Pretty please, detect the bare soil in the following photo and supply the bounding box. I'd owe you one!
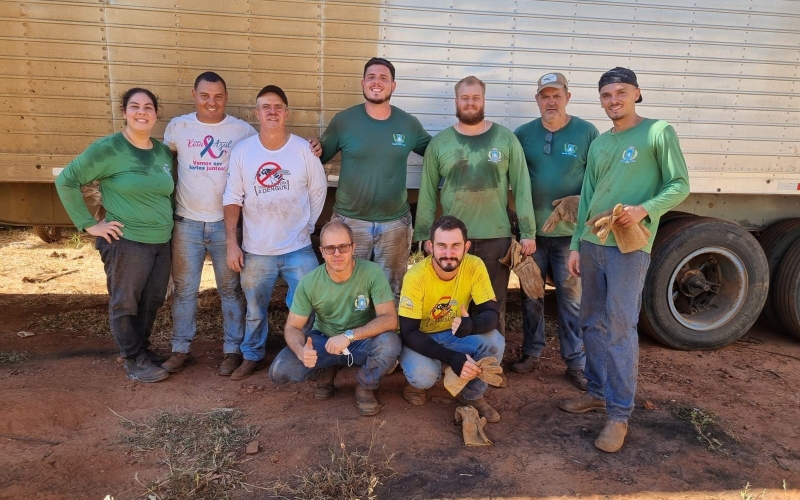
[1,227,799,500]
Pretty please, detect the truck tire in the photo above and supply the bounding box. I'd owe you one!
[773,238,800,340]
[33,226,64,243]
[757,218,800,328]
[640,217,769,350]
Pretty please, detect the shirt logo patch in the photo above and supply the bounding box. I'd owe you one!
[562,143,577,157]
[354,295,370,311]
[163,163,172,176]
[430,296,454,322]
[621,146,638,164]
[254,162,290,195]
[488,148,502,163]
[399,296,414,309]
[392,133,406,146]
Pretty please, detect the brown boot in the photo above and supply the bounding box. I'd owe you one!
[218,353,243,376]
[457,395,500,423]
[510,354,540,373]
[402,381,426,406]
[564,368,588,391]
[314,367,337,400]
[559,393,606,414]
[355,386,380,416]
[230,359,266,381]
[595,420,628,453]
[161,352,194,373]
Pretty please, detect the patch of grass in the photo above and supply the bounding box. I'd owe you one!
[272,421,395,500]
[116,408,260,500]
[407,250,426,266]
[0,351,31,364]
[673,405,725,453]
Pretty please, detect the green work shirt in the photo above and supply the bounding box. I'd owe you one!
[571,118,691,254]
[55,133,175,244]
[290,258,396,337]
[320,104,431,222]
[414,124,536,241]
[514,116,599,237]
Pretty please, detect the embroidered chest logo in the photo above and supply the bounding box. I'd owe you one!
[562,143,577,157]
[392,133,406,146]
[354,295,370,311]
[254,161,290,195]
[162,163,172,176]
[621,146,638,164]
[487,148,502,163]
[399,296,414,309]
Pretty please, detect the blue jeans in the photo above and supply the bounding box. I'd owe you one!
[521,236,584,369]
[331,212,412,298]
[269,330,402,390]
[579,242,650,422]
[171,217,245,354]
[399,330,505,400]
[96,237,172,359]
[240,246,319,361]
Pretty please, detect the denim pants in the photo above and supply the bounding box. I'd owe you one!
[96,237,172,359]
[239,246,319,361]
[269,330,402,390]
[399,329,505,400]
[521,236,584,369]
[170,217,245,354]
[579,242,650,422]
[330,212,412,298]
[469,237,512,336]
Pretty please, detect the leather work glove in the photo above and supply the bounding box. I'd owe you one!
[541,195,580,233]
[499,239,545,299]
[444,357,504,396]
[454,405,492,446]
[586,204,651,253]
[586,207,615,243]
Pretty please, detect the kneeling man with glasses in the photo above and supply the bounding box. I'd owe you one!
[269,221,401,416]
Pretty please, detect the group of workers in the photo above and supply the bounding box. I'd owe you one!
[55,58,690,453]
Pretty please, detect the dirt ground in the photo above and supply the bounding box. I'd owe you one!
[1,227,799,500]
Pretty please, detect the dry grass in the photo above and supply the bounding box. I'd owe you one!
[0,351,31,364]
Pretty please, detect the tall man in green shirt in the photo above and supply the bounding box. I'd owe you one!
[415,76,537,337]
[559,67,690,453]
[511,72,599,390]
[320,57,432,297]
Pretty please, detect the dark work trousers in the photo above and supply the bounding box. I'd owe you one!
[468,237,512,338]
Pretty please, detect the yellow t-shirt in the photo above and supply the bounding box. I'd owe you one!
[398,254,496,334]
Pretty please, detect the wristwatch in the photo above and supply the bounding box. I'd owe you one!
[343,329,355,342]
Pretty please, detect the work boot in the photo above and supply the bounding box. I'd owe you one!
[565,367,588,391]
[559,393,606,414]
[457,395,500,423]
[218,353,243,376]
[314,366,338,400]
[510,354,540,373]
[145,349,169,365]
[230,359,266,381]
[355,386,380,416]
[161,352,194,373]
[595,420,628,453]
[402,381,426,406]
[124,352,169,383]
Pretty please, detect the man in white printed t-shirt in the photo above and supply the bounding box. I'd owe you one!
[223,84,327,380]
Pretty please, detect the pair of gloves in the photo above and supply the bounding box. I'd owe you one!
[447,357,504,447]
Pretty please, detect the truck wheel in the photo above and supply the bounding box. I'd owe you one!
[773,238,800,339]
[33,226,64,243]
[757,218,800,328]
[640,217,769,350]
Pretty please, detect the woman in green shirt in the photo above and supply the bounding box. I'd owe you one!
[56,88,175,383]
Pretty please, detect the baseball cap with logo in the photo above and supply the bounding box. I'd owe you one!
[537,72,568,94]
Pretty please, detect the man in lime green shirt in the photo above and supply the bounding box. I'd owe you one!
[559,67,690,453]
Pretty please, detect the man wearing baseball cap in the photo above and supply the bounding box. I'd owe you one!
[222,85,328,380]
[511,72,598,390]
[560,67,689,452]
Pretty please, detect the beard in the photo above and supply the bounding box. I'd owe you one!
[456,106,485,125]
[434,255,462,272]
[363,89,392,105]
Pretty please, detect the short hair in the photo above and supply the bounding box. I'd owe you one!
[320,220,354,245]
[194,71,227,92]
[364,57,396,81]
[430,215,468,243]
[454,75,486,96]
[121,87,158,112]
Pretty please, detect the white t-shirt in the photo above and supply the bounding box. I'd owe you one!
[164,113,257,222]
[223,134,327,256]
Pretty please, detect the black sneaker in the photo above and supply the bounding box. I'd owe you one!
[124,352,170,383]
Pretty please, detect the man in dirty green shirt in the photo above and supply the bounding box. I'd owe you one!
[559,67,690,454]
[415,75,536,337]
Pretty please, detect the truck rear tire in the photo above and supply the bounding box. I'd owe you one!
[640,217,769,350]
[757,218,800,328]
[773,238,800,340]
[33,225,64,243]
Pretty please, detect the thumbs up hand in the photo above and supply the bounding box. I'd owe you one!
[302,336,317,368]
[451,305,470,335]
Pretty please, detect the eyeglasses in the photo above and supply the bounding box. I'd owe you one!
[543,132,553,155]
[321,243,353,255]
